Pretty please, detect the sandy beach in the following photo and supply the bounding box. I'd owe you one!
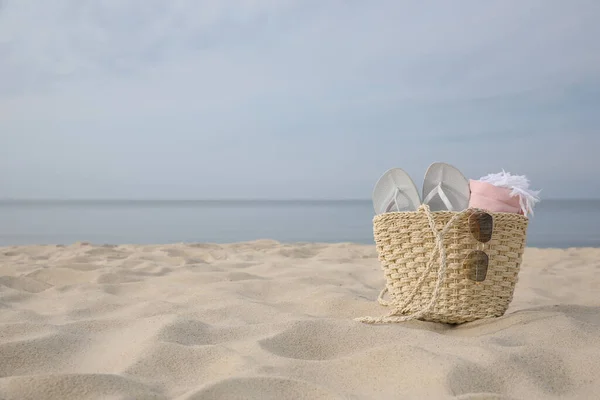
[1,241,599,399]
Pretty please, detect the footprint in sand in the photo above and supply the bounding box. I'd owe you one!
[0,276,53,293]
[0,374,165,400]
[446,360,506,397]
[258,320,389,361]
[180,377,342,400]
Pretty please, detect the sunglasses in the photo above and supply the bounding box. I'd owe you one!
[464,210,493,282]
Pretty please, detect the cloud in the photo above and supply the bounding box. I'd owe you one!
[1,0,599,198]
[3,1,599,99]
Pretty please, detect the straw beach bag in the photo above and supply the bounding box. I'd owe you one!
[357,204,529,324]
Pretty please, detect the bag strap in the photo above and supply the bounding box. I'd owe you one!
[356,206,469,324]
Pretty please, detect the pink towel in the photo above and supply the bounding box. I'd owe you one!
[468,180,523,214]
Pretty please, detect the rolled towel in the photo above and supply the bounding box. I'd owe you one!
[468,170,541,217]
[469,180,523,214]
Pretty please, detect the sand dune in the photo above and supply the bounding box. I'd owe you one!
[1,241,599,399]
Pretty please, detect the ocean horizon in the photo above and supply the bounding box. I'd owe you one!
[2,198,599,248]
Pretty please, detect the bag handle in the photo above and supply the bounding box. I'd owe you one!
[356,205,471,324]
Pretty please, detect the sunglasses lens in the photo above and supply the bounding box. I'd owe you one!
[465,250,489,282]
[469,211,493,243]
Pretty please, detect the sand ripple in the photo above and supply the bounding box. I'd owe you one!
[1,243,599,399]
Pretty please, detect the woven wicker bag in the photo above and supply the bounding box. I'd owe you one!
[357,204,529,324]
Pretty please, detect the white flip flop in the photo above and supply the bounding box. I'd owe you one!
[422,162,470,211]
[372,168,421,214]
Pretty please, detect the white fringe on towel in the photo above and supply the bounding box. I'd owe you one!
[478,170,541,217]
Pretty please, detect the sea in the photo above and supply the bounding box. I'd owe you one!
[1,199,599,248]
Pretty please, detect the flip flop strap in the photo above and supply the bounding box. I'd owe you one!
[386,187,414,212]
[423,183,454,211]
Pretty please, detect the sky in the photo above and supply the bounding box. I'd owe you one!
[1,0,599,200]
